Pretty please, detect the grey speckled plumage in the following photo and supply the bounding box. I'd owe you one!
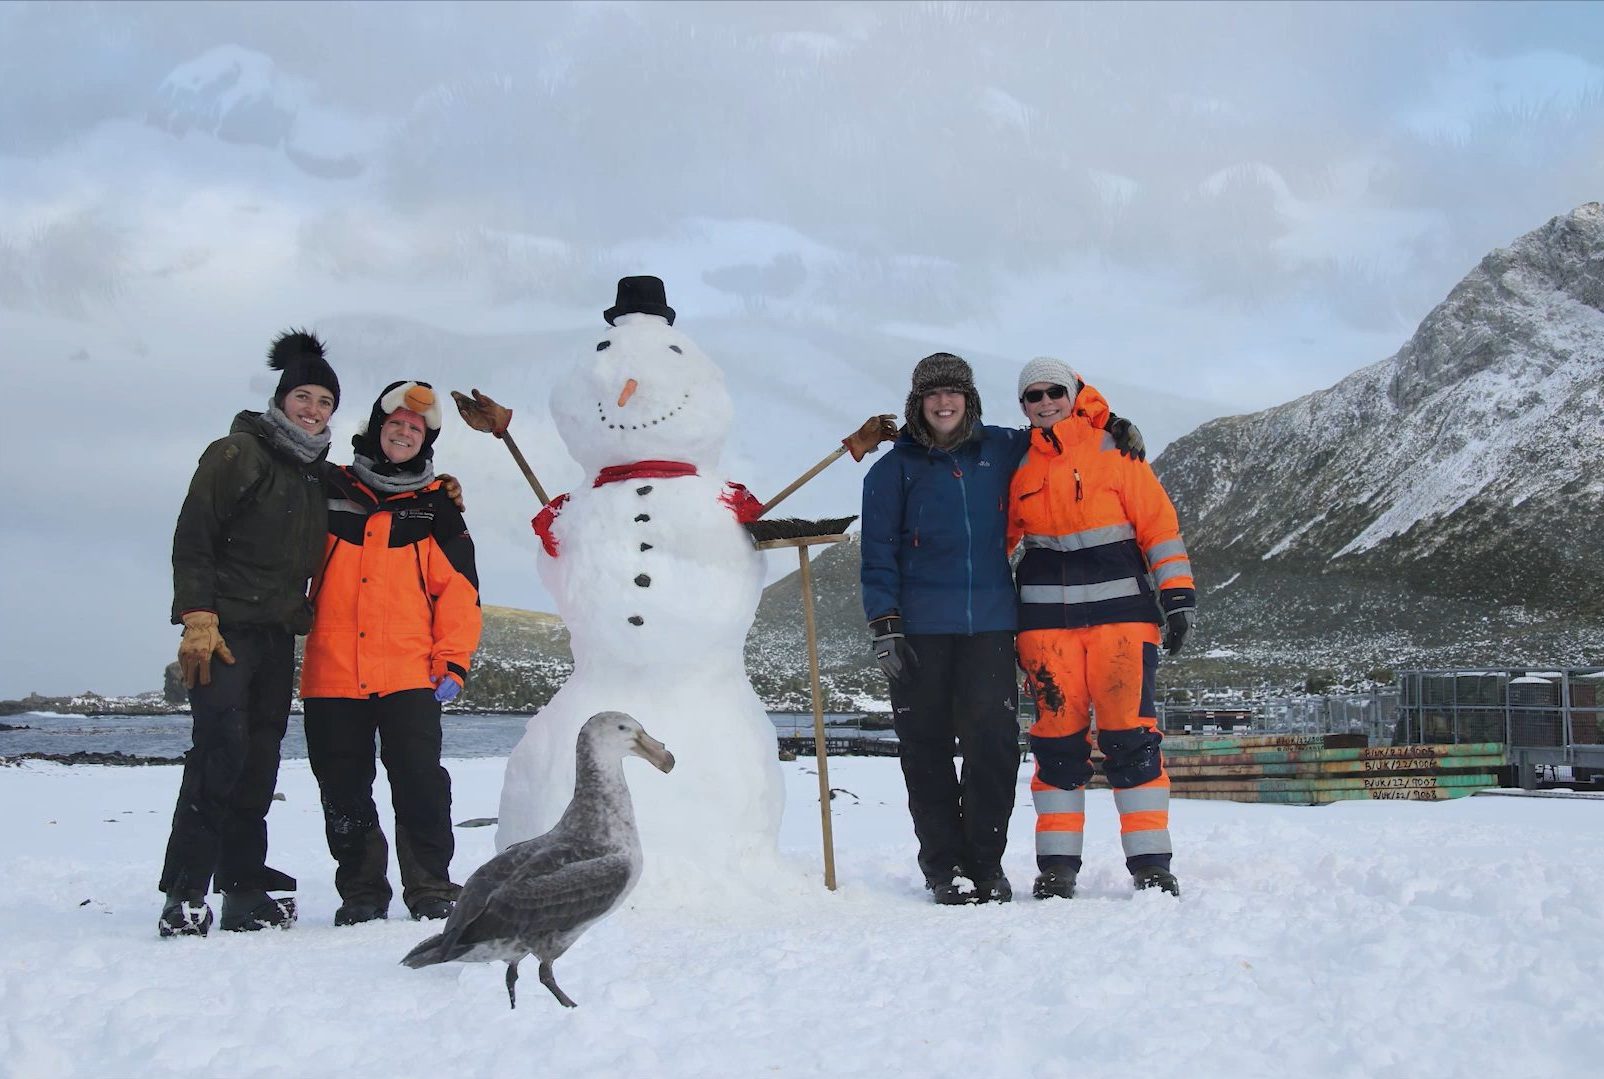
[401,711,675,1008]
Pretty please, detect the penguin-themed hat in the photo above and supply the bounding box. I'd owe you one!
[268,328,340,410]
[354,380,443,473]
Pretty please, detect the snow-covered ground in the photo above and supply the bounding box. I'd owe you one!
[2,757,1601,1078]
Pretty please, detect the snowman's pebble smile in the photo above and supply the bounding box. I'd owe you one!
[595,392,691,431]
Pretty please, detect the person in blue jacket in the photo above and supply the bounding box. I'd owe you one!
[860,352,1142,905]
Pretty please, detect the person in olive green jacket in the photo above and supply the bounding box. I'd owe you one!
[157,329,339,938]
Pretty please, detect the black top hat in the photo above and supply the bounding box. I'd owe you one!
[604,275,676,326]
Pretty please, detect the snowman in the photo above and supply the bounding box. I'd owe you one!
[458,277,891,884]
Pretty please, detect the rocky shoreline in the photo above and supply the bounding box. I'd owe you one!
[0,750,183,767]
[0,693,185,718]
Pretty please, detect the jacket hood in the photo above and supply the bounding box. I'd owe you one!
[1029,381,1112,451]
[231,409,268,438]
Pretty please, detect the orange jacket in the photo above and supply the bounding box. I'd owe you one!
[1008,382,1195,632]
[301,470,481,699]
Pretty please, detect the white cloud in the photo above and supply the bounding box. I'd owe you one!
[1400,49,1604,143]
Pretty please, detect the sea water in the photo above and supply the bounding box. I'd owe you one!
[0,711,894,761]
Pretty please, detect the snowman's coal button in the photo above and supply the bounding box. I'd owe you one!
[635,513,650,522]
[628,615,644,626]
[634,574,650,587]
[639,542,653,551]
[636,485,653,495]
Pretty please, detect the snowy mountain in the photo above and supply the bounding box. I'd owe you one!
[1156,203,1604,680]
[147,45,388,178]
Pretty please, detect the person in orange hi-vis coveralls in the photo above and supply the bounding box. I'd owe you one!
[1007,357,1195,900]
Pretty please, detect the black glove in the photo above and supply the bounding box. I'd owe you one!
[869,614,919,682]
[1105,413,1147,461]
[1162,608,1194,656]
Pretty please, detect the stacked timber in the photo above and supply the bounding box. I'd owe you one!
[1089,733,1505,805]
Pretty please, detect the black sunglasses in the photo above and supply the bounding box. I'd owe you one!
[1020,385,1071,404]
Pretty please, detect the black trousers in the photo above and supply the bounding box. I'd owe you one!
[303,690,458,912]
[889,631,1022,882]
[159,625,296,896]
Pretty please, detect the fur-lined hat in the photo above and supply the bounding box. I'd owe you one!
[904,352,981,448]
[353,380,443,473]
[268,329,339,410]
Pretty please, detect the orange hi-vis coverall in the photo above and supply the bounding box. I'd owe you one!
[1007,381,1195,873]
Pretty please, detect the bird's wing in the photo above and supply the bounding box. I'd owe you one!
[454,851,634,948]
[449,833,593,923]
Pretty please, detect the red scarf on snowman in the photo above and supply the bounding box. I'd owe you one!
[531,461,762,556]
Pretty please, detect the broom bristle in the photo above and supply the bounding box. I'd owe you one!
[744,516,856,542]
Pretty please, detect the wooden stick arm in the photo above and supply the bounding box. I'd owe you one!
[757,414,898,518]
[501,431,551,506]
[760,445,846,517]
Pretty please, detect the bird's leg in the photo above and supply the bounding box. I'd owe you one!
[505,959,519,1009]
[539,959,577,1008]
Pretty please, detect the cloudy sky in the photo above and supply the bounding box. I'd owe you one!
[3,0,1602,697]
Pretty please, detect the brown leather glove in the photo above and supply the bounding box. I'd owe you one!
[843,414,900,462]
[438,473,466,512]
[451,389,512,438]
[178,611,236,689]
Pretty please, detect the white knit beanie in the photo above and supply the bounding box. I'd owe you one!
[1017,356,1082,401]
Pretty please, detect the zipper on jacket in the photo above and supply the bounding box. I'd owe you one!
[1074,468,1083,502]
[958,469,973,634]
[309,538,339,604]
[414,545,436,616]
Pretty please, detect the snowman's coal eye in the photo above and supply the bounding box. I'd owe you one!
[668,345,682,354]
[596,340,612,351]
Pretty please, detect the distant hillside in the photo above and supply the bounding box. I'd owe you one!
[745,534,884,712]
[1155,202,1604,683]
[455,605,573,711]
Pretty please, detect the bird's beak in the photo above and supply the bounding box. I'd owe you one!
[632,729,675,773]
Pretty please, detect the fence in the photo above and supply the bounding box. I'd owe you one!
[1156,690,1397,745]
[1392,667,1604,778]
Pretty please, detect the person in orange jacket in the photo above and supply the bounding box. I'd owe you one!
[300,380,482,924]
[1007,356,1195,900]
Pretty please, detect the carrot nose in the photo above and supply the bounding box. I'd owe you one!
[617,379,638,408]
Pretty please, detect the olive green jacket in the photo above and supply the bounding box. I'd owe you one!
[171,411,329,634]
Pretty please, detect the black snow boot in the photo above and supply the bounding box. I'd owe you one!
[1132,866,1181,897]
[924,873,971,906]
[220,889,297,932]
[334,901,389,926]
[971,869,1012,904]
[1032,867,1077,900]
[158,891,214,938]
[409,897,454,921]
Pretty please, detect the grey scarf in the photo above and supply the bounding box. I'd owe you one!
[262,401,332,464]
[351,452,435,495]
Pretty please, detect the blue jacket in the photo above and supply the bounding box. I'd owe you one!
[860,425,1031,635]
